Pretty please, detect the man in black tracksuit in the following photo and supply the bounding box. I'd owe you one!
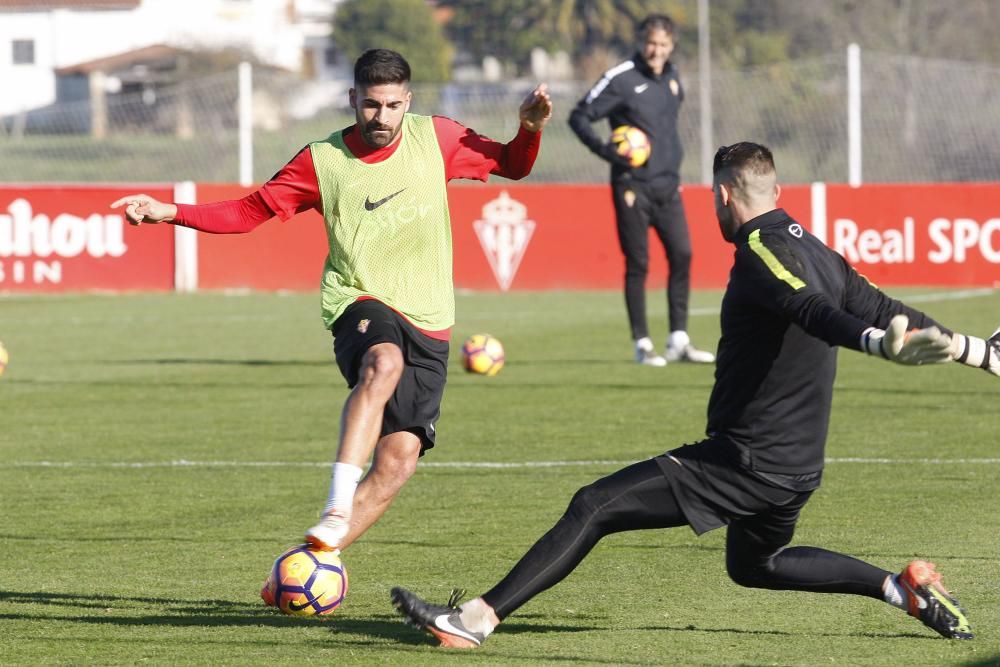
[392,142,1000,647]
[569,13,714,366]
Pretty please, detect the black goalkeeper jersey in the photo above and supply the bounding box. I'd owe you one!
[707,209,945,475]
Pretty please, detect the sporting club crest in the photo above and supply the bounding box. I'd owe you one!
[473,191,535,291]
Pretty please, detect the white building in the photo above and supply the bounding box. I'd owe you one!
[0,0,344,116]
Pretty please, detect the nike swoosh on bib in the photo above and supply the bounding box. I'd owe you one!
[364,188,407,211]
[634,83,649,93]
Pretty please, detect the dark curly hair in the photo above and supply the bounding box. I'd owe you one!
[354,49,411,87]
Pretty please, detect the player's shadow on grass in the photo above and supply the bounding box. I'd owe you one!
[639,622,944,641]
[111,358,330,367]
[456,378,993,398]
[5,591,967,661]
[1,589,641,663]
[335,615,654,664]
[11,376,329,389]
[2,591,599,635]
[959,657,1000,667]
[0,590,294,624]
[0,589,363,631]
[454,380,714,392]
[331,614,594,643]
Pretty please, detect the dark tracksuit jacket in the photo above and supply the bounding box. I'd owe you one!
[569,53,685,192]
[708,209,945,477]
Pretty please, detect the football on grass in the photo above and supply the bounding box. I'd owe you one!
[462,333,505,376]
[261,544,348,616]
[610,125,651,167]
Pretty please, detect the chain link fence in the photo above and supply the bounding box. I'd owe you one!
[2,51,999,185]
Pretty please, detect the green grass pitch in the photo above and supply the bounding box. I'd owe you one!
[1,288,998,665]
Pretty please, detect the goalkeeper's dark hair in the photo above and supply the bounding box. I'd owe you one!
[638,13,675,38]
[354,49,411,87]
[713,142,775,177]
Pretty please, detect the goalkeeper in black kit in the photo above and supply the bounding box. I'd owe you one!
[390,142,999,648]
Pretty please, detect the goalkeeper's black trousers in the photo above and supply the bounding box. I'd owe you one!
[481,459,890,620]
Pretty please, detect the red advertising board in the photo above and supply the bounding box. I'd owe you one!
[188,183,808,292]
[0,185,174,292]
[2,182,997,293]
[194,184,328,291]
[823,183,1000,286]
[446,183,812,291]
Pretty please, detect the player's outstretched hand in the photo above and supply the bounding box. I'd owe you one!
[988,328,1000,376]
[863,314,952,365]
[110,194,177,226]
[948,326,1000,376]
[519,83,553,133]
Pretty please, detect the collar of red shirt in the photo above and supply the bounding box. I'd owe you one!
[342,124,403,163]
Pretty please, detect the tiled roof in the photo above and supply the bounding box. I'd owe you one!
[0,1,140,10]
[55,44,180,74]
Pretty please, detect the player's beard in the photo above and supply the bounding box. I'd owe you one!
[360,121,401,148]
[717,207,739,242]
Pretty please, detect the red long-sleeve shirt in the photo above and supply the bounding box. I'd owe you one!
[173,116,542,232]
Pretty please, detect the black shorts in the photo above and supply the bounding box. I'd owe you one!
[654,437,814,536]
[332,300,449,453]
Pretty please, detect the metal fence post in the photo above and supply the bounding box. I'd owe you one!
[847,43,862,187]
[698,0,713,186]
[239,62,253,187]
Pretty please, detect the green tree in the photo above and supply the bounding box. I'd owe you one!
[333,0,452,83]
[441,0,555,75]
[439,0,1000,79]
[549,0,690,59]
[441,0,688,77]
[729,0,1000,63]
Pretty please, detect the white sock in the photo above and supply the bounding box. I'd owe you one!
[635,336,654,351]
[668,330,690,350]
[323,462,363,516]
[883,574,907,610]
[458,598,498,637]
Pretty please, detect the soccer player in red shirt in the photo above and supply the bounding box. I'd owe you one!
[112,49,552,556]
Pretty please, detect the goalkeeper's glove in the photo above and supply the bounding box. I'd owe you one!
[861,314,953,365]
[948,327,1000,377]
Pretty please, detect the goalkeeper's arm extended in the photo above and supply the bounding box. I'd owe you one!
[860,314,952,366]
[948,327,1000,376]
[861,315,1000,376]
